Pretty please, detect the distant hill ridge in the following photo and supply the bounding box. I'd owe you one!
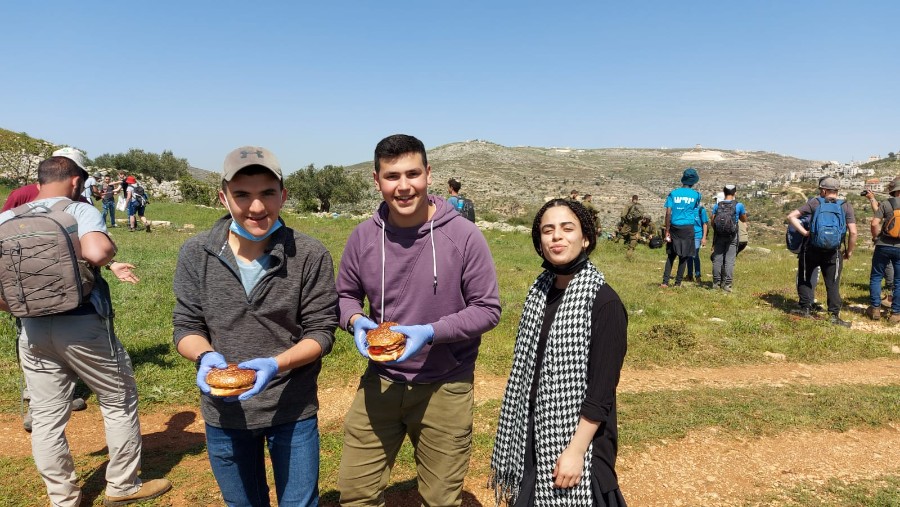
[347,140,822,228]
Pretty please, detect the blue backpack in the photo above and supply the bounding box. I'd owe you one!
[786,215,810,254]
[808,197,846,250]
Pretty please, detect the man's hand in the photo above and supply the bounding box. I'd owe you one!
[352,316,378,359]
[388,324,434,363]
[552,446,586,488]
[236,357,279,401]
[196,351,227,395]
[110,261,140,284]
[844,250,853,260]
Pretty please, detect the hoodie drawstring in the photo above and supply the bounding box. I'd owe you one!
[379,217,439,320]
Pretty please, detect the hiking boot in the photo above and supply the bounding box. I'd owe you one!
[890,313,900,324]
[791,307,811,318]
[695,275,702,283]
[103,479,172,506]
[145,222,151,233]
[684,274,694,282]
[829,314,851,328]
[865,306,882,320]
[723,285,733,293]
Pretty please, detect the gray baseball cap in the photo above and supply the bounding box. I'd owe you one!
[222,146,282,182]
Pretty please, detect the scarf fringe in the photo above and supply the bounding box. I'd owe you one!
[488,468,519,507]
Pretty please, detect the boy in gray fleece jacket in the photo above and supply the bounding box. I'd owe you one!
[336,134,501,506]
[172,146,337,506]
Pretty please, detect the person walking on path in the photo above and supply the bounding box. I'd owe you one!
[661,168,701,287]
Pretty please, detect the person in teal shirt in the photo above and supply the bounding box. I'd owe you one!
[661,168,702,287]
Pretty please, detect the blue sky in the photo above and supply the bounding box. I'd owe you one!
[2,1,897,173]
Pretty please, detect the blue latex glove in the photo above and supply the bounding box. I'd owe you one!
[236,357,279,401]
[352,316,378,359]
[388,324,434,363]
[196,351,227,395]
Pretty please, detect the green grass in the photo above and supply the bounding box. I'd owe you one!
[1,189,899,505]
[748,475,900,506]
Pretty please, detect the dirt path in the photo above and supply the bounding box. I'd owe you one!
[2,357,898,505]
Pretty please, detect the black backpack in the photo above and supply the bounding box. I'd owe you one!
[132,184,149,206]
[455,196,475,222]
[713,201,738,237]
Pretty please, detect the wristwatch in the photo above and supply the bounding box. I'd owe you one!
[347,314,362,334]
[105,260,116,270]
[195,350,214,369]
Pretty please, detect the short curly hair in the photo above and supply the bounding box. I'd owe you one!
[531,198,597,258]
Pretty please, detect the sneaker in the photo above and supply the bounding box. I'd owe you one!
[71,398,87,411]
[23,408,32,433]
[103,479,172,506]
[791,307,811,318]
[865,306,882,320]
[829,314,851,328]
[811,303,825,313]
[723,285,733,293]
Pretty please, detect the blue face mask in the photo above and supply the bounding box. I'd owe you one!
[229,218,282,242]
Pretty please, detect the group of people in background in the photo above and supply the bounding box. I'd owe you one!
[4,135,629,506]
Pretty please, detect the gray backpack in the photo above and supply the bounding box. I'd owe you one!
[0,199,95,317]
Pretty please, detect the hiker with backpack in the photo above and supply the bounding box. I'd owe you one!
[864,188,895,309]
[710,185,748,292]
[786,176,858,327]
[447,177,476,222]
[0,150,171,505]
[661,168,702,287]
[864,177,900,322]
[125,176,151,232]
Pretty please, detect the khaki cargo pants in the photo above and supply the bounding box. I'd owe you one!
[337,370,474,507]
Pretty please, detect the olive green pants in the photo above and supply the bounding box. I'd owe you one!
[337,370,474,507]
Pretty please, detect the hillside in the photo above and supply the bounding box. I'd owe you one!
[346,141,822,234]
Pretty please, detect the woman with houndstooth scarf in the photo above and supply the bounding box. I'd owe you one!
[491,199,628,506]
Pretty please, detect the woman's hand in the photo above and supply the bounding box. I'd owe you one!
[552,446,585,488]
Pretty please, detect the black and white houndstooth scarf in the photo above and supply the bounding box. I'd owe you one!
[490,262,605,506]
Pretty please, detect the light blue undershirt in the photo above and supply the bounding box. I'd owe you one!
[235,254,272,296]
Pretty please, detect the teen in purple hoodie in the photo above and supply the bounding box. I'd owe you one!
[336,134,501,506]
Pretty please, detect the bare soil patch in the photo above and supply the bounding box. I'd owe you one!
[2,357,897,505]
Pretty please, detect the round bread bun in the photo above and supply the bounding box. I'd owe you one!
[367,321,406,362]
[206,364,255,397]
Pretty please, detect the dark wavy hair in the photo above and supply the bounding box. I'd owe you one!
[531,198,597,257]
[374,134,428,173]
[38,156,83,185]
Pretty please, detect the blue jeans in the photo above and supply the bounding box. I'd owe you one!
[205,417,319,507]
[686,237,702,277]
[101,200,116,227]
[869,245,900,313]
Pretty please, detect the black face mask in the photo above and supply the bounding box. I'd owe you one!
[541,251,589,276]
